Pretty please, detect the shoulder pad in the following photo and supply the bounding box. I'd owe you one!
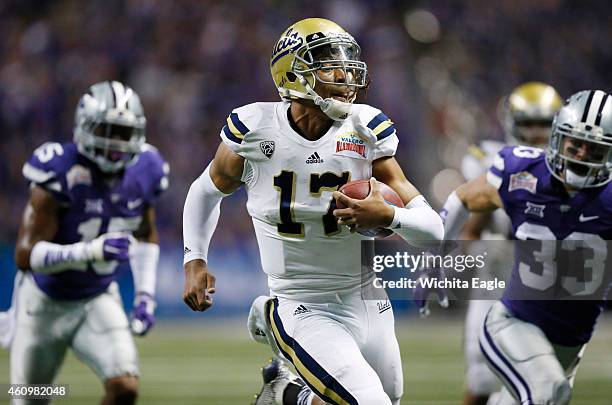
[461,145,487,180]
[130,144,170,200]
[461,141,507,180]
[480,140,506,157]
[598,182,612,210]
[487,145,545,190]
[221,102,275,145]
[22,142,78,200]
[351,104,397,144]
[467,144,486,161]
[498,145,544,174]
[23,142,77,180]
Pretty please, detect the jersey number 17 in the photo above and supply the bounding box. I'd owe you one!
[274,170,350,237]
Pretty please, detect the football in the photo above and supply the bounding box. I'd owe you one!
[337,179,404,238]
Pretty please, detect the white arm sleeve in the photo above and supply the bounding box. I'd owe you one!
[29,233,134,274]
[29,240,92,274]
[182,164,230,265]
[389,195,444,242]
[130,241,159,297]
[439,191,470,241]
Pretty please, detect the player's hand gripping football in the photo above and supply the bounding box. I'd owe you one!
[183,259,216,311]
[332,178,395,232]
[130,292,156,336]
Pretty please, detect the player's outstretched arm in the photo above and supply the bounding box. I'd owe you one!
[332,156,443,241]
[15,186,133,274]
[182,142,244,312]
[441,174,503,241]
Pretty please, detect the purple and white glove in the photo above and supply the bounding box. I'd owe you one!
[130,293,156,336]
[86,232,134,262]
[413,267,449,317]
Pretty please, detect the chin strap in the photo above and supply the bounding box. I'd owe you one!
[313,96,353,121]
[299,76,353,121]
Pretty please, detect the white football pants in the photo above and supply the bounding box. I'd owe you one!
[465,299,500,396]
[10,273,138,405]
[254,290,403,405]
[480,301,584,405]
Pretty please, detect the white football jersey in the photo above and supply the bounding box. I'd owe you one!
[460,140,506,182]
[220,101,398,298]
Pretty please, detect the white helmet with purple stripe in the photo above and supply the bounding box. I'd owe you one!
[74,81,146,173]
[546,90,612,189]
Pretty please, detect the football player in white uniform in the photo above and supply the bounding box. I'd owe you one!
[458,82,562,405]
[182,18,444,405]
[9,81,168,405]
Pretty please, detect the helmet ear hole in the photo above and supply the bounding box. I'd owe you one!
[286,72,297,82]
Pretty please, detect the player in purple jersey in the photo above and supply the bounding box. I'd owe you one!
[9,81,169,405]
[440,89,612,405]
[458,82,562,405]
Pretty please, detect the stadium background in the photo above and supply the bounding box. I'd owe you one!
[0,0,610,403]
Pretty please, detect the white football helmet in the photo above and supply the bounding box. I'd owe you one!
[546,90,612,189]
[74,81,146,173]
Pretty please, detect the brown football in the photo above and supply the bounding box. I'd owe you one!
[337,179,404,238]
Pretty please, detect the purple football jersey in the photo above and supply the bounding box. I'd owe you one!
[22,142,169,300]
[487,145,612,345]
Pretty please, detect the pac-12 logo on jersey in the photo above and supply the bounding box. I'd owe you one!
[260,141,275,158]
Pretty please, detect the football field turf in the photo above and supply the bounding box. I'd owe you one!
[1,315,610,404]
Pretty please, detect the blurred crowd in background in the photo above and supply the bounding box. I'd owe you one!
[1,0,610,251]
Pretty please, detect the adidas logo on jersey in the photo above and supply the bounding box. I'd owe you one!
[306,152,324,164]
[293,305,311,316]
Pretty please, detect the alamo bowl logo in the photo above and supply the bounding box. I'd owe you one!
[66,164,92,190]
[509,171,538,193]
[335,131,367,158]
[260,141,275,158]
